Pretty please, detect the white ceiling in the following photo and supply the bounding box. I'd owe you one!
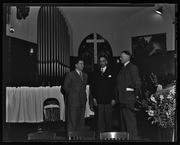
[61,6,149,28]
[60,4,175,28]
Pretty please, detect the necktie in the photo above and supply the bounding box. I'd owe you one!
[79,72,83,81]
[101,68,104,75]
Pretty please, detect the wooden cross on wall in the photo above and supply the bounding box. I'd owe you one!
[86,33,104,64]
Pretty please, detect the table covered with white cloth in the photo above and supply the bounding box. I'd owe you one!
[6,85,94,123]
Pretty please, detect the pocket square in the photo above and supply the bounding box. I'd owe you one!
[126,88,134,91]
[108,75,112,78]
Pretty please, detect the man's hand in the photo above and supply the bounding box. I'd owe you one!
[111,100,116,106]
[93,98,97,107]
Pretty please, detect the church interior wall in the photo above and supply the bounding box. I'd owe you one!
[6,4,175,57]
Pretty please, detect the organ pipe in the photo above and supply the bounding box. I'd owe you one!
[38,6,70,83]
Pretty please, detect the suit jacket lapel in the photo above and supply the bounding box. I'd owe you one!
[103,67,107,76]
[73,70,81,80]
[118,62,132,80]
[101,66,109,76]
[117,64,127,80]
[73,70,85,82]
[124,62,131,70]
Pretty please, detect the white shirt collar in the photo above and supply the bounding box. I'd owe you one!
[75,69,82,75]
[124,61,130,66]
[101,66,107,73]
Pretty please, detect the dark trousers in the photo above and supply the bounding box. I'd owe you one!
[97,104,112,133]
[119,104,139,140]
[67,105,85,133]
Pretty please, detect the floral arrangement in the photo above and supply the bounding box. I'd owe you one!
[136,73,176,128]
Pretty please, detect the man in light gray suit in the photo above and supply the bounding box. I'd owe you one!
[63,58,88,134]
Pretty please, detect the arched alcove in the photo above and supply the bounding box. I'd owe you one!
[78,33,113,74]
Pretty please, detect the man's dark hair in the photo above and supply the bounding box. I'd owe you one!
[99,54,108,61]
[75,57,84,65]
[121,50,131,56]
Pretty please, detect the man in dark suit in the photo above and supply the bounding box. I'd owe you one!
[91,55,116,134]
[63,58,88,134]
[116,50,141,140]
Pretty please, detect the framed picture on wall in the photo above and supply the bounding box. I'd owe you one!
[132,33,167,79]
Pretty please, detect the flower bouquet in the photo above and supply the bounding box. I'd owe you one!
[146,82,176,128]
[136,73,176,129]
